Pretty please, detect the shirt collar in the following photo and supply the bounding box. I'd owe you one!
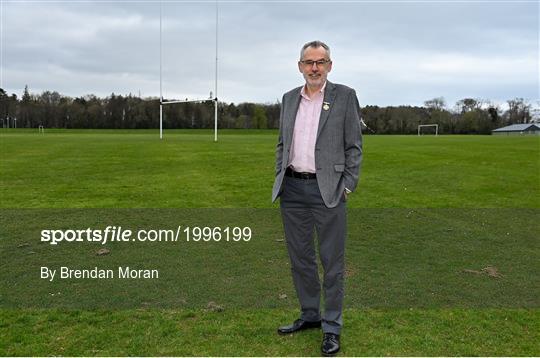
[301,81,327,100]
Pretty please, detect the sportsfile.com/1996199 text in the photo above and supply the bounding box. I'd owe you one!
[40,226,252,245]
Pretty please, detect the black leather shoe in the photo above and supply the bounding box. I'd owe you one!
[277,319,321,335]
[321,333,340,356]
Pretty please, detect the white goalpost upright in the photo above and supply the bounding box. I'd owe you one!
[159,0,219,141]
[418,124,438,136]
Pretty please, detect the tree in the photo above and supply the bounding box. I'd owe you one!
[0,88,9,125]
[487,105,500,125]
[424,97,452,133]
[505,98,531,124]
[253,104,268,129]
[5,86,533,133]
[424,97,446,111]
[456,98,482,113]
[19,85,34,128]
[38,91,63,127]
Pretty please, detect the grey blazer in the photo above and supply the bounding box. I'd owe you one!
[272,81,363,208]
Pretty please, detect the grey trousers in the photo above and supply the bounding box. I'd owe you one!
[279,175,346,335]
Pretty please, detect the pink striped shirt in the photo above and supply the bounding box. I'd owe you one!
[288,82,326,173]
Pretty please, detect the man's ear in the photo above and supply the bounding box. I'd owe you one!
[298,62,303,73]
[328,61,333,73]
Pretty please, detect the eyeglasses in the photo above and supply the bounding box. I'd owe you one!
[299,59,331,67]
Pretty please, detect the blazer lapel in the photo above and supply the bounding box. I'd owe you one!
[316,81,337,140]
[284,87,302,146]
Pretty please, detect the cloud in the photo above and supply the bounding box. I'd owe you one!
[2,1,538,106]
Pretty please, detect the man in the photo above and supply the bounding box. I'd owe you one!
[272,40,362,356]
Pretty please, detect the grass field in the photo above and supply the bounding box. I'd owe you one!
[1,129,538,208]
[0,129,539,356]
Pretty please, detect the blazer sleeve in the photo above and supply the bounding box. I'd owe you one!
[343,89,363,192]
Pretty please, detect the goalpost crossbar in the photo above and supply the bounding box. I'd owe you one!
[162,98,215,105]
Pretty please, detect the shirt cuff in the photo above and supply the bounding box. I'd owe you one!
[345,188,352,194]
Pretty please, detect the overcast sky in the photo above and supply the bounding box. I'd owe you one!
[1,0,538,108]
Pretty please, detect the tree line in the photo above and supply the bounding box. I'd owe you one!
[0,86,535,134]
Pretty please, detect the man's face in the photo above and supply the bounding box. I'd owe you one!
[298,46,332,90]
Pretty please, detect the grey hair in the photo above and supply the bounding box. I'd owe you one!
[300,40,331,61]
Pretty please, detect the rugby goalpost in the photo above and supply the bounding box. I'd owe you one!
[159,0,219,141]
[418,124,438,136]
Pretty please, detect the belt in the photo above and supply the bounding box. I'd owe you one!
[285,167,316,179]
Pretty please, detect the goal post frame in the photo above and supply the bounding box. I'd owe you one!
[418,124,439,136]
[159,0,219,141]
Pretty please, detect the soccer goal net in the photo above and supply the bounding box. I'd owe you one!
[418,124,438,136]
